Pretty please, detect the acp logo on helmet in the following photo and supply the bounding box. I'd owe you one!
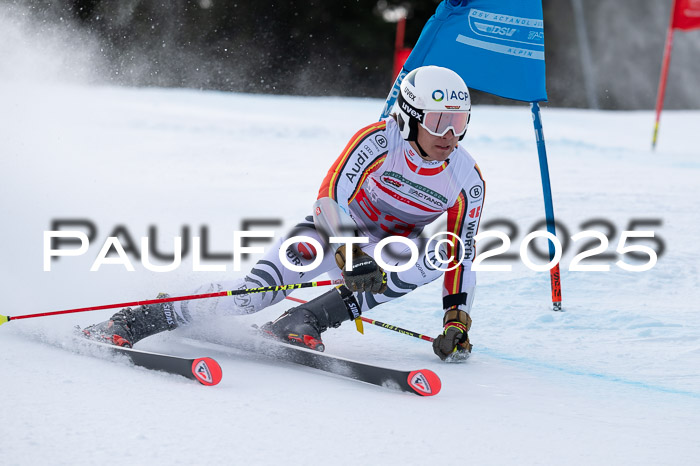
[432,89,469,103]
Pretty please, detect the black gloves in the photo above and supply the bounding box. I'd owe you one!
[335,244,387,294]
[433,308,472,361]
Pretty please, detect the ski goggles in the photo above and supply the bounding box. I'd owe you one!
[420,111,469,137]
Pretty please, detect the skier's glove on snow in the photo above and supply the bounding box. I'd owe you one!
[433,308,473,361]
[335,244,387,294]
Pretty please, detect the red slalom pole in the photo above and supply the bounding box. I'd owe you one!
[0,279,344,326]
[285,296,434,343]
[652,0,677,150]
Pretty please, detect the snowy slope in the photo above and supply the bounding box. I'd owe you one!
[1,83,700,466]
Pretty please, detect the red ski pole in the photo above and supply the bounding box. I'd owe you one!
[0,279,345,326]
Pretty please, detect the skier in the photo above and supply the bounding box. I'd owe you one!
[84,65,485,361]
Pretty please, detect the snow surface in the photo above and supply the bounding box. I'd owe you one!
[1,83,700,466]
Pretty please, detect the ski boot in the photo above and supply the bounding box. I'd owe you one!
[261,285,361,351]
[82,293,179,348]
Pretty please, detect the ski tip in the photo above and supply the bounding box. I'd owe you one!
[407,369,441,396]
[0,315,9,326]
[191,357,223,386]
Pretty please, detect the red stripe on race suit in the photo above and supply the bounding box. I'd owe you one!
[318,121,387,201]
[403,152,448,176]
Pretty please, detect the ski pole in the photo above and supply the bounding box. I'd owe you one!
[0,279,345,326]
[360,316,434,342]
[285,296,434,343]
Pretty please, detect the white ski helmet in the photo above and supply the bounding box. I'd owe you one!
[395,65,471,141]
